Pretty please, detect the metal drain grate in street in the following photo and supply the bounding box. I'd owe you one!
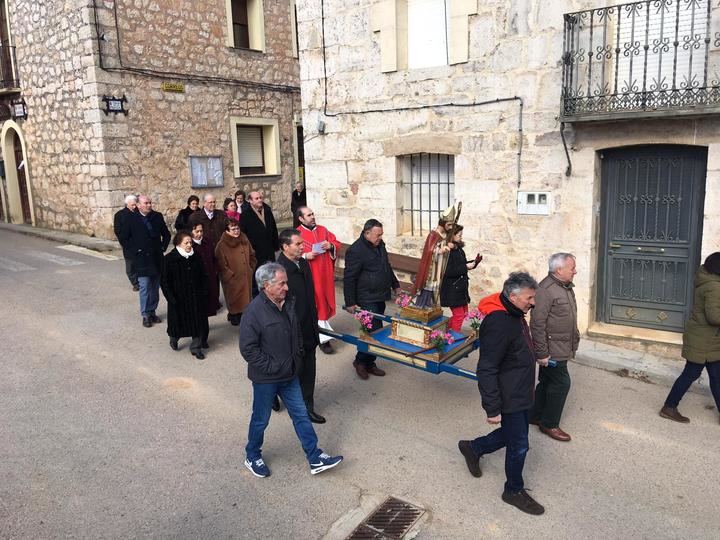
[346,497,425,540]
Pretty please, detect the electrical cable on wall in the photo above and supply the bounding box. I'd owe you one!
[319,0,525,186]
[91,0,300,95]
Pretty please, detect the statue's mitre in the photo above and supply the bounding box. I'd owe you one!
[441,205,456,223]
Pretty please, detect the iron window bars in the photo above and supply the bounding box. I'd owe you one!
[561,0,720,121]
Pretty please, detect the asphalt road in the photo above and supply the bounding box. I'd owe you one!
[1,230,719,539]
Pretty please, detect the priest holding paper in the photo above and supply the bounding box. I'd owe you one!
[297,206,342,354]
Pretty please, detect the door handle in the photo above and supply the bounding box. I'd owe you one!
[609,243,622,248]
[636,247,665,253]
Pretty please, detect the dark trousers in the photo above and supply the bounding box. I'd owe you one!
[124,256,138,286]
[470,410,529,493]
[665,360,720,411]
[299,346,317,411]
[354,301,385,367]
[530,361,571,428]
[245,377,321,463]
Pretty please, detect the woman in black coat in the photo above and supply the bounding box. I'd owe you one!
[161,231,210,359]
[440,225,481,332]
[173,195,199,232]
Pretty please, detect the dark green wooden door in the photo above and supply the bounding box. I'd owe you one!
[598,145,706,332]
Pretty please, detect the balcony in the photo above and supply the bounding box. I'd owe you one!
[0,43,19,92]
[561,0,720,122]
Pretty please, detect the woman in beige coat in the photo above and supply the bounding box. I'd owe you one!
[215,219,256,325]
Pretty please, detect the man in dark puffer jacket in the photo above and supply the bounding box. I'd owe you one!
[457,271,546,516]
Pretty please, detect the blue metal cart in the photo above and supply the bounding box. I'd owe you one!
[319,310,479,381]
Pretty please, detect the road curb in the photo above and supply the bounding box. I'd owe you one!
[0,222,119,253]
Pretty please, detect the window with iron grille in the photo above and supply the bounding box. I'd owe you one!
[399,153,455,236]
[189,156,224,188]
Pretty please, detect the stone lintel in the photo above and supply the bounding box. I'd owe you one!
[382,134,462,156]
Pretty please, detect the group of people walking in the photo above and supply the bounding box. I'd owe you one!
[114,195,720,507]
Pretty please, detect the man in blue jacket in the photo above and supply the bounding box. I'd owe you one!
[240,262,343,478]
[457,272,545,516]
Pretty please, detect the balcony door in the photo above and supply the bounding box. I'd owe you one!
[598,145,706,332]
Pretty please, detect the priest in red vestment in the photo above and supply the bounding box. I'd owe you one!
[297,206,342,354]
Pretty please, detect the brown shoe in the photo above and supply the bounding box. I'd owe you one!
[353,361,369,380]
[659,406,690,423]
[539,425,572,442]
[367,365,386,377]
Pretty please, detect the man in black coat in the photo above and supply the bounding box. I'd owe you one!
[343,219,400,380]
[113,194,139,291]
[239,262,342,478]
[241,191,279,294]
[277,228,325,424]
[457,272,545,516]
[125,195,171,327]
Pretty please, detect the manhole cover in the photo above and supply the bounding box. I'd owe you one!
[346,497,425,540]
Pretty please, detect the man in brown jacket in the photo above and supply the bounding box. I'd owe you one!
[529,253,579,442]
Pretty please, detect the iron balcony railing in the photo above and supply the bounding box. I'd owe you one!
[561,0,720,121]
[0,44,19,90]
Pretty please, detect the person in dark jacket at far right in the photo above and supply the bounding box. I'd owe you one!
[457,271,546,516]
[343,218,400,380]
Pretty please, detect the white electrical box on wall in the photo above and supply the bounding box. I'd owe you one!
[517,191,552,215]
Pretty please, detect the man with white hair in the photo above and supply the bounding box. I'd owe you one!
[529,252,579,442]
[113,194,139,291]
[188,193,226,249]
[239,262,343,478]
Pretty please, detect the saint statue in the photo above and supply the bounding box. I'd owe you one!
[411,204,460,308]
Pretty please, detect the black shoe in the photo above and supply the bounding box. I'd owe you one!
[319,342,334,354]
[201,341,209,349]
[150,314,161,324]
[458,440,481,477]
[501,489,545,515]
[142,317,152,328]
[308,410,326,424]
[272,396,281,412]
[169,338,179,351]
[132,284,140,292]
[192,351,205,360]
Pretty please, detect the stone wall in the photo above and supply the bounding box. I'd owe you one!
[3,0,301,239]
[297,0,720,340]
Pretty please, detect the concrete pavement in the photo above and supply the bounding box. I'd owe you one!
[1,228,719,538]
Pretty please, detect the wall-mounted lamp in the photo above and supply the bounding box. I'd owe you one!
[10,97,27,120]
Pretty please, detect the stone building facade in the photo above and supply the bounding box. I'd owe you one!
[297,0,720,352]
[0,0,303,238]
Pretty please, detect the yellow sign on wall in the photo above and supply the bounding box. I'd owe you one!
[161,82,185,93]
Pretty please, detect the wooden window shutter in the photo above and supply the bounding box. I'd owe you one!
[231,0,250,48]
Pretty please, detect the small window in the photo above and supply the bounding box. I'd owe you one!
[407,0,450,69]
[190,156,224,188]
[399,153,455,236]
[232,0,250,49]
[227,0,265,51]
[236,126,265,175]
[230,117,280,177]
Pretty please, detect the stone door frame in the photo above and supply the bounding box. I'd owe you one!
[0,120,34,225]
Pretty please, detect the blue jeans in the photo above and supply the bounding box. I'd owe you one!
[665,361,720,411]
[354,301,385,367]
[470,410,529,493]
[246,377,321,463]
[138,275,160,317]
